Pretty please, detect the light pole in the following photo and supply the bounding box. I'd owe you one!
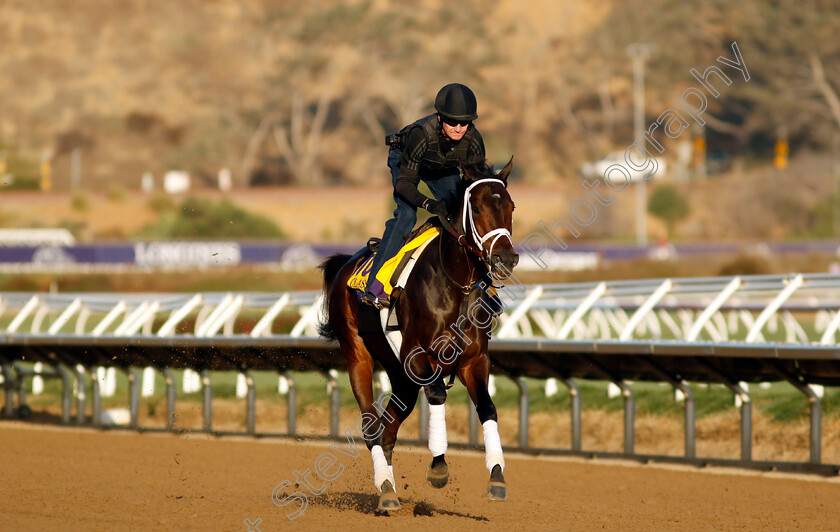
[627,43,656,247]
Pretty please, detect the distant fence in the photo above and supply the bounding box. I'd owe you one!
[1,273,839,474]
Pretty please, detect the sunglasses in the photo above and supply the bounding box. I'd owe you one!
[441,117,471,127]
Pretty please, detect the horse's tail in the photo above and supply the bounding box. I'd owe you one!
[317,253,352,341]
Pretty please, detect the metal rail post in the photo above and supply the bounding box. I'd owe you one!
[52,363,72,424]
[697,358,752,461]
[285,371,297,436]
[124,368,139,430]
[776,364,822,464]
[326,370,340,438]
[15,365,28,417]
[514,376,529,448]
[738,386,753,461]
[579,354,635,455]
[807,387,822,465]
[618,380,635,455]
[638,357,695,459]
[201,370,212,432]
[1,362,14,417]
[89,367,101,428]
[527,354,584,452]
[418,392,429,443]
[557,377,582,451]
[680,383,696,459]
[67,363,86,424]
[160,368,176,431]
[243,370,256,435]
[468,403,479,445]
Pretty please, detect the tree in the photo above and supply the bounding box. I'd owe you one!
[648,185,689,237]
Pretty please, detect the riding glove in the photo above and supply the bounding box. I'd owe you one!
[423,198,449,219]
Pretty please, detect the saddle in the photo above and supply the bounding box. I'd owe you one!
[347,219,441,304]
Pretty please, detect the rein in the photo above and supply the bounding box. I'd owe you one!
[439,216,485,258]
[438,228,481,295]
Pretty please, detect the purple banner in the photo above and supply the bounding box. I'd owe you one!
[0,240,834,270]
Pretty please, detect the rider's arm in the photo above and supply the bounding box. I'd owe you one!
[394,128,432,208]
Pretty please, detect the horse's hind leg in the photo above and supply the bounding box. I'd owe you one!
[425,377,450,488]
[459,357,508,501]
[337,335,405,512]
[375,372,420,511]
[328,273,398,510]
[340,335,382,447]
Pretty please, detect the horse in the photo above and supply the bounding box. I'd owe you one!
[318,157,519,511]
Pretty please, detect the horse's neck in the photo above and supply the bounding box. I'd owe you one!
[436,227,482,293]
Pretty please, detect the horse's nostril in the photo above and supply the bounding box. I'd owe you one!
[512,254,519,267]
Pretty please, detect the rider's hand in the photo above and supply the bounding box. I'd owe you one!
[423,198,449,219]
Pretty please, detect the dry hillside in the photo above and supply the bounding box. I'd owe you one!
[4,0,836,191]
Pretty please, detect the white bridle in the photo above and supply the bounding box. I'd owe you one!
[461,178,513,260]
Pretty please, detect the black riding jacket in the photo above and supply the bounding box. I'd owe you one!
[394,114,485,208]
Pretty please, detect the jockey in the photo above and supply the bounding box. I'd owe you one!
[362,83,501,312]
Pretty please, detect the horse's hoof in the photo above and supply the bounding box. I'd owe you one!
[486,464,507,501]
[378,480,401,511]
[485,481,508,501]
[426,455,449,488]
[426,465,449,488]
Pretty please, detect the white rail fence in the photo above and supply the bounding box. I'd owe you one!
[2,274,839,399]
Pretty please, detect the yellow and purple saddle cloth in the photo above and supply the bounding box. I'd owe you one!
[347,226,440,300]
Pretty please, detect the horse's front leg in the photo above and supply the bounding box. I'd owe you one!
[425,376,450,488]
[403,343,451,487]
[459,356,507,501]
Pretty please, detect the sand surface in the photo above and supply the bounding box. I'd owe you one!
[2,421,840,531]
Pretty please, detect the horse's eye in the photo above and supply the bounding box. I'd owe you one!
[471,205,480,214]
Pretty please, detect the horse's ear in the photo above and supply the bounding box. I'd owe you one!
[459,158,475,181]
[497,156,514,184]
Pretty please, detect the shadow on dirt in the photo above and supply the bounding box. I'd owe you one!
[312,491,488,520]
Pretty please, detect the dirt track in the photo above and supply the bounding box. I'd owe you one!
[3,421,840,531]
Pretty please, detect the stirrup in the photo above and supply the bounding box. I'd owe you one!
[361,292,389,309]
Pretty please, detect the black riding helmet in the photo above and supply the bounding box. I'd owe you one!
[434,83,478,122]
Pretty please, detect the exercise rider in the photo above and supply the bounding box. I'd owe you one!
[362,83,501,314]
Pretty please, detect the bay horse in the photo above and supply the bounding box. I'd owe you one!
[318,157,519,511]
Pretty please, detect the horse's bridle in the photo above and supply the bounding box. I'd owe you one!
[439,177,513,262]
[437,177,513,293]
[461,178,514,261]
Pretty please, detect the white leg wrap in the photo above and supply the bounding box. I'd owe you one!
[428,404,448,457]
[482,420,505,472]
[371,445,395,491]
[388,465,395,493]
